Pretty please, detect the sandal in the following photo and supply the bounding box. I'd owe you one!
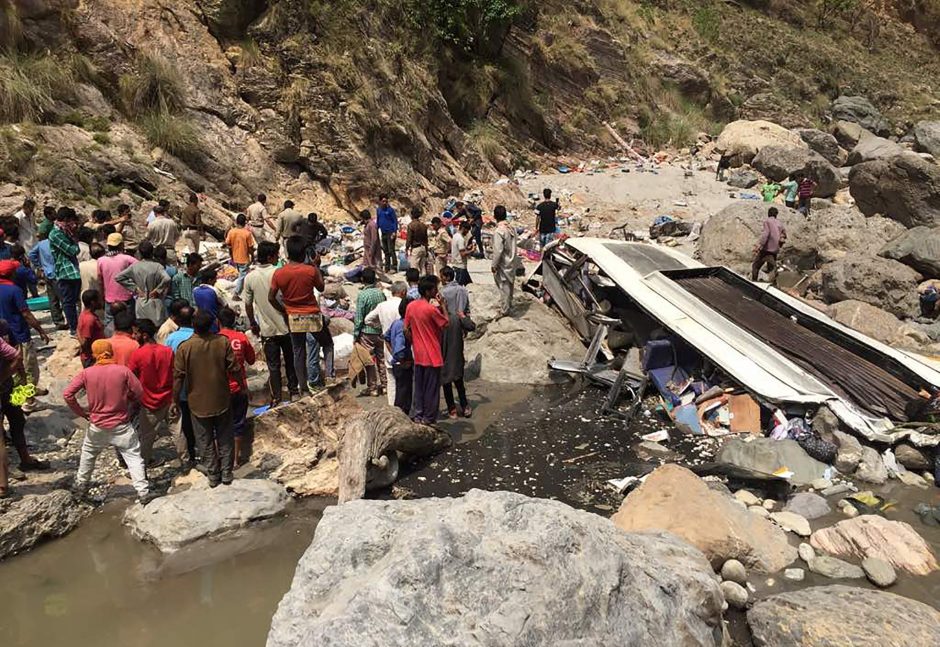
[20,459,50,471]
[462,406,473,418]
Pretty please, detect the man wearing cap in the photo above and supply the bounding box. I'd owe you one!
[97,232,138,335]
[0,259,50,411]
[115,241,170,327]
[147,204,180,263]
[65,339,152,503]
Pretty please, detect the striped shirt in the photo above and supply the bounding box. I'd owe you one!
[48,226,80,281]
[353,286,386,337]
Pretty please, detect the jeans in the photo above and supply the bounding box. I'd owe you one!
[443,378,468,411]
[58,278,81,334]
[46,278,65,327]
[290,331,322,390]
[138,403,171,464]
[392,364,414,416]
[74,422,149,498]
[412,365,440,423]
[191,407,234,483]
[177,400,198,465]
[234,263,249,295]
[263,334,299,400]
[471,223,485,258]
[231,392,249,437]
[104,299,134,337]
[315,326,335,379]
[381,231,398,271]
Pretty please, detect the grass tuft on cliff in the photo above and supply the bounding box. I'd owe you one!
[0,52,75,122]
[138,111,201,161]
[119,55,186,117]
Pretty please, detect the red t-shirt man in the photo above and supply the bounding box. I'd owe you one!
[77,309,104,365]
[404,298,448,367]
[269,263,324,315]
[127,342,174,410]
[219,327,256,393]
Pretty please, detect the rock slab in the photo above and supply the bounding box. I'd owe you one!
[748,585,940,646]
[124,479,290,552]
[855,446,889,484]
[850,153,940,228]
[784,493,831,520]
[0,490,90,560]
[879,226,940,278]
[808,555,865,579]
[716,438,827,486]
[267,489,725,647]
[810,515,939,575]
[612,464,796,573]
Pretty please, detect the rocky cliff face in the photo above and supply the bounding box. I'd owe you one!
[1,0,938,223]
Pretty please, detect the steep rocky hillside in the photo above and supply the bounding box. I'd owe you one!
[0,0,938,228]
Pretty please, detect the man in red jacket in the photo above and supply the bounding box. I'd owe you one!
[128,318,175,466]
[218,307,256,467]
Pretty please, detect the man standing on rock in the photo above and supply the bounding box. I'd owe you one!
[365,280,407,406]
[164,305,198,469]
[797,175,817,216]
[128,318,174,466]
[148,204,181,263]
[218,307,255,466]
[450,221,474,286]
[225,214,256,297]
[406,206,430,275]
[275,200,304,255]
[404,275,449,424]
[0,260,50,410]
[171,252,203,308]
[247,193,272,243]
[28,228,68,330]
[97,232,137,334]
[180,193,204,255]
[490,205,517,318]
[430,216,452,276]
[173,310,241,487]
[360,209,382,270]
[65,339,152,503]
[115,241,170,327]
[49,207,83,335]
[535,188,560,250]
[245,241,299,404]
[376,194,399,273]
[751,207,787,284]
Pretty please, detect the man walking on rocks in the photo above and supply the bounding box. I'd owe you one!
[535,188,559,250]
[65,339,152,503]
[180,193,204,255]
[490,205,517,318]
[225,214,255,297]
[245,241,299,404]
[173,311,240,487]
[376,194,399,273]
[751,207,787,284]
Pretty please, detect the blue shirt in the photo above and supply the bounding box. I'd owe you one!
[376,205,398,234]
[384,319,411,365]
[28,240,56,279]
[165,327,195,402]
[192,285,220,332]
[407,286,419,300]
[0,283,31,344]
[14,265,37,297]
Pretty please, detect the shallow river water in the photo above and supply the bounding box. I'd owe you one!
[2,380,939,646]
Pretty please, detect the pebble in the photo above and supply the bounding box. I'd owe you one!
[896,471,929,489]
[720,559,747,585]
[770,511,811,537]
[798,543,816,563]
[925,472,935,484]
[838,500,860,518]
[821,483,852,497]
[783,568,805,582]
[733,489,761,507]
[862,557,897,588]
[762,498,776,511]
[720,580,749,610]
[748,505,769,518]
[810,477,832,490]
[809,555,865,579]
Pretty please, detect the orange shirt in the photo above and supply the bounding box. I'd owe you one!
[109,331,140,366]
[225,227,255,265]
[270,263,324,315]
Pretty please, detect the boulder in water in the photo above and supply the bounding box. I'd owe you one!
[0,490,90,560]
[810,515,939,575]
[267,489,725,647]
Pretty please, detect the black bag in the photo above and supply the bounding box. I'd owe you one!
[796,433,837,464]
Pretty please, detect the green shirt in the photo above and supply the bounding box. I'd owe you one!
[37,219,54,239]
[48,226,80,281]
[353,286,386,337]
[781,180,799,203]
[171,272,198,307]
[761,183,781,202]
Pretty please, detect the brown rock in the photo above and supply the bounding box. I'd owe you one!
[611,464,796,573]
[895,443,931,471]
[826,300,904,345]
[810,515,939,575]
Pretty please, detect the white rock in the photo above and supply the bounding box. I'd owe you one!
[798,543,816,563]
[762,499,776,511]
[771,511,812,537]
[749,505,770,519]
[721,559,748,585]
[720,580,749,610]
[734,489,761,507]
[783,568,805,582]
[810,478,833,490]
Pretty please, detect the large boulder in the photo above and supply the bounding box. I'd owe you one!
[913,120,940,158]
[0,490,90,560]
[124,478,290,552]
[652,53,712,103]
[268,490,726,647]
[799,128,846,165]
[846,135,906,165]
[464,288,584,385]
[849,153,940,228]
[716,120,807,166]
[727,168,760,189]
[879,226,940,278]
[832,120,869,149]
[748,585,940,646]
[699,201,814,273]
[811,205,905,264]
[716,438,828,486]
[826,300,905,345]
[810,515,939,575]
[817,255,922,318]
[804,157,842,198]
[831,95,891,136]
[752,145,813,181]
[611,464,796,573]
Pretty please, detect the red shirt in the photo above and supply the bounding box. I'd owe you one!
[220,328,256,394]
[109,331,140,367]
[77,309,104,363]
[127,343,175,410]
[404,299,448,367]
[270,263,324,315]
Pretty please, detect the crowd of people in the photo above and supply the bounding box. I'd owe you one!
[0,190,526,503]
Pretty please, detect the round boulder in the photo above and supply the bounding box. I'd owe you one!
[849,152,940,228]
[913,120,940,158]
[716,120,807,166]
[817,255,922,318]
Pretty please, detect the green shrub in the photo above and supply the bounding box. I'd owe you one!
[470,121,502,164]
[692,6,721,42]
[119,55,186,117]
[100,182,122,197]
[0,52,75,123]
[93,132,111,146]
[139,110,201,160]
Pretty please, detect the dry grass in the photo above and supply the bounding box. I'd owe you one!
[119,55,186,117]
[139,111,201,161]
[0,52,75,123]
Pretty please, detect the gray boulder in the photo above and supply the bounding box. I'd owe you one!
[846,135,906,165]
[808,555,865,579]
[752,145,812,181]
[716,438,828,486]
[727,168,760,189]
[267,490,726,647]
[124,479,290,552]
[817,255,922,318]
[0,490,90,560]
[799,128,845,165]
[879,226,940,278]
[831,95,891,136]
[748,585,940,646]
[785,493,831,520]
[832,120,869,149]
[811,204,905,264]
[913,120,940,158]
[862,557,897,587]
[895,443,931,471]
[833,430,864,473]
[855,446,888,484]
[849,152,940,228]
[826,300,905,345]
[804,157,842,198]
[195,0,267,39]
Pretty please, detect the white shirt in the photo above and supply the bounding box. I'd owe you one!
[450,231,468,270]
[365,296,402,367]
[14,209,37,251]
